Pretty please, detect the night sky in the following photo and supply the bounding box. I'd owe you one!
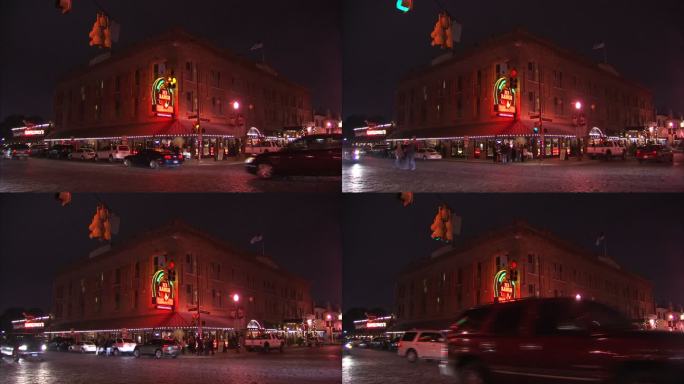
[342,193,684,312]
[0,0,341,121]
[343,0,684,121]
[0,194,341,314]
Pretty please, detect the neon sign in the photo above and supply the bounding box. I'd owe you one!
[152,270,174,310]
[152,77,175,117]
[494,270,516,302]
[367,322,387,328]
[494,77,516,117]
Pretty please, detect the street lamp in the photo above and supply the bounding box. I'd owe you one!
[232,101,240,110]
[574,101,582,110]
[233,293,240,303]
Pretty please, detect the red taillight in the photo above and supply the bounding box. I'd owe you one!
[652,150,657,155]
[164,155,172,160]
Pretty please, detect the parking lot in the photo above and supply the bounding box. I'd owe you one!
[1,346,342,384]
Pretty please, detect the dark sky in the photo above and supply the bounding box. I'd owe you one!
[343,193,684,312]
[0,194,341,314]
[0,0,341,121]
[343,0,684,120]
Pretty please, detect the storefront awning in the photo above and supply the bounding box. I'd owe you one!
[47,312,238,333]
[46,120,237,141]
[389,120,577,140]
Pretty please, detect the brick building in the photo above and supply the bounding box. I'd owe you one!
[394,29,654,159]
[50,220,312,341]
[395,221,654,329]
[49,29,312,158]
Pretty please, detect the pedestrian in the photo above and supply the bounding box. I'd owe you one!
[394,144,404,169]
[511,145,517,163]
[406,137,417,171]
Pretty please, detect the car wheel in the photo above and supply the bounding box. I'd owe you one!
[459,362,487,384]
[149,160,159,169]
[133,349,140,358]
[123,159,131,167]
[406,349,418,363]
[256,163,274,179]
[113,348,120,356]
[155,349,162,359]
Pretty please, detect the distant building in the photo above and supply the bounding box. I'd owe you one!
[394,28,654,159]
[395,221,654,330]
[50,29,312,158]
[50,220,312,342]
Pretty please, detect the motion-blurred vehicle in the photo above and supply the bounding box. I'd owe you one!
[244,141,282,156]
[369,336,390,350]
[342,145,362,162]
[636,144,674,164]
[440,297,684,384]
[245,134,341,179]
[0,334,47,361]
[417,148,443,160]
[397,330,447,363]
[68,148,97,161]
[47,144,74,159]
[3,144,30,159]
[245,333,285,352]
[97,144,131,162]
[133,339,179,359]
[29,144,49,157]
[69,341,97,353]
[389,336,401,351]
[123,149,183,169]
[47,336,73,351]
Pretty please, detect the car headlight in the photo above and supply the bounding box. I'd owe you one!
[41,344,47,351]
[18,345,27,351]
[245,157,255,164]
[344,342,353,349]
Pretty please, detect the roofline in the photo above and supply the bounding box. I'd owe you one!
[400,28,652,95]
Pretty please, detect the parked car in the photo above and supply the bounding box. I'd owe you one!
[586,141,626,160]
[69,341,97,353]
[245,134,342,179]
[245,333,285,352]
[636,144,674,164]
[68,148,97,161]
[439,297,684,384]
[3,144,30,159]
[397,330,447,363]
[0,334,47,361]
[29,144,49,157]
[97,144,131,162]
[47,144,74,159]
[47,336,74,351]
[417,148,443,160]
[133,339,179,359]
[123,149,183,169]
[111,338,137,355]
[369,336,390,349]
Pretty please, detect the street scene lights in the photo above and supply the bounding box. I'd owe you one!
[232,100,240,110]
[233,293,240,303]
[575,101,582,110]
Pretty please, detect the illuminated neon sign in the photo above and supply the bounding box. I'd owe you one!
[152,270,174,310]
[152,77,175,117]
[367,322,387,328]
[494,270,516,302]
[494,77,516,117]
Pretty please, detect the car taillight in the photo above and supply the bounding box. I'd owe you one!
[652,150,657,155]
[164,155,172,160]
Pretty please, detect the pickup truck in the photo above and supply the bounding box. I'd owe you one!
[586,141,626,160]
[111,338,137,356]
[244,333,284,353]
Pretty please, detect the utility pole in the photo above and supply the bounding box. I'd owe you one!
[538,64,544,160]
[196,64,202,163]
[196,258,202,339]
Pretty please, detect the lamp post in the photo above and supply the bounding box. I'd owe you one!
[574,101,584,160]
[326,314,333,344]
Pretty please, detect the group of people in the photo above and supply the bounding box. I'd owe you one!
[493,143,530,163]
[394,137,418,171]
[182,333,241,354]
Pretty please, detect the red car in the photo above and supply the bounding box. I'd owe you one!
[440,298,683,384]
[636,145,674,163]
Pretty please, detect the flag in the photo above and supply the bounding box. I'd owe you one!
[250,42,264,51]
[592,42,605,50]
[250,235,263,244]
[595,232,605,246]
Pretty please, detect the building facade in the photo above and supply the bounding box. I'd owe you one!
[50,29,312,159]
[395,221,654,328]
[394,29,654,159]
[51,220,312,341]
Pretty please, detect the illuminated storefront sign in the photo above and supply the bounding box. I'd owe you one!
[494,77,516,117]
[152,77,175,117]
[366,322,387,328]
[367,130,387,136]
[152,270,174,310]
[493,270,516,302]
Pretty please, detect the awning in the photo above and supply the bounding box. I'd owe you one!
[389,120,577,140]
[46,120,237,141]
[387,318,456,332]
[48,311,236,333]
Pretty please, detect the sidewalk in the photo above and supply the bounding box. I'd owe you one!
[427,156,638,166]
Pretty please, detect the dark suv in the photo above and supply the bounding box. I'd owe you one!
[133,339,179,359]
[440,298,683,384]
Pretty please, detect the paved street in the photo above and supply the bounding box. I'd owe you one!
[343,347,449,384]
[0,346,341,384]
[343,154,684,192]
[0,158,340,192]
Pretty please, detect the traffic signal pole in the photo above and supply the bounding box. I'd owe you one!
[196,64,202,163]
[538,64,544,160]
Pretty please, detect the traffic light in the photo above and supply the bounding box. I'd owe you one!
[396,0,413,13]
[533,126,539,134]
[167,76,177,89]
[56,0,72,14]
[167,261,176,282]
[88,14,103,47]
[509,68,518,89]
[509,260,518,282]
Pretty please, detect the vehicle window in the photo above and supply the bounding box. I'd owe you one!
[450,306,493,333]
[417,332,443,342]
[578,302,634,332]
[489,303,525,335]
[533,300,585,336]
[401,332,417,342]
